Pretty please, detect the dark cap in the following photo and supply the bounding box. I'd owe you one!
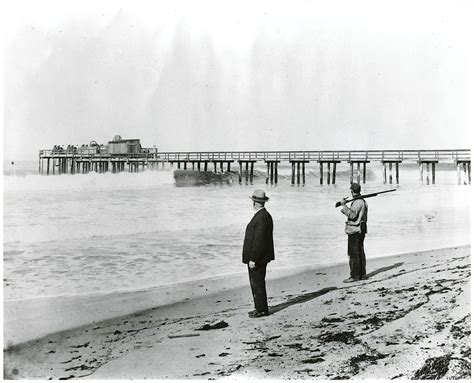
[350,183,361,194]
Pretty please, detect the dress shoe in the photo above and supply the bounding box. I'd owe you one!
[249,311,269,318]
[343,277,357,283]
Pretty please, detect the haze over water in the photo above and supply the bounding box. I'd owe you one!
[3,161,470,301]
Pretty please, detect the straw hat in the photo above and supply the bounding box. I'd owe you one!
[250,189,269,202]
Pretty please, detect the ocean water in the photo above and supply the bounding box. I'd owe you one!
[3,160,470,301]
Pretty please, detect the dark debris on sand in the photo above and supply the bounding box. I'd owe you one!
[196,320,229,331]
[302,357,325,364]
[413,355,451,379]
[321,317,344,324]
[348,352,388,375]
[413,354,471,380]
[319,331,360,345]
[450,315,471,339]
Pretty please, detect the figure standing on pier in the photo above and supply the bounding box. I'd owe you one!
[242,190,275,318]
[339,183,368,283]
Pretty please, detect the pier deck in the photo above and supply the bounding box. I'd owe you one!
[39,148,471,161]
[38,149,471,185]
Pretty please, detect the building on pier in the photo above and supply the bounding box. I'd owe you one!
[107,136,142,155]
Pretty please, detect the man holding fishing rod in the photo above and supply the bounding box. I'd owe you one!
[337,183,396,283]
[339,182,368,283]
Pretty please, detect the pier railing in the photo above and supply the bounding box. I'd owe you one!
[39,149,470,162]
[145,149,470,162]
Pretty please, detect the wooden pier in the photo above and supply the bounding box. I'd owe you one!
[38,149,471,185]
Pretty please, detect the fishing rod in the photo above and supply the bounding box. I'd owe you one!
[335,188,397,208]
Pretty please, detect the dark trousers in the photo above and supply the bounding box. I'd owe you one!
[248,264,268,313]
[347,233,366,280]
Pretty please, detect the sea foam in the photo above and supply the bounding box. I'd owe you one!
[3,169,175,193]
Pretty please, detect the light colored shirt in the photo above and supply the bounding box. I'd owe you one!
[341,198,368,235]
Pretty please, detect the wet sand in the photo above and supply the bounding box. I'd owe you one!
[3,245,470,380]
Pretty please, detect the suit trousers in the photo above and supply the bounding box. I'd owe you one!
[248,264,269,313]
[347,233,366,280]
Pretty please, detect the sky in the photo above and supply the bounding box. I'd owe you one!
[3,0,474,161]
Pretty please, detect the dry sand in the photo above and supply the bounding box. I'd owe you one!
[3,245,471,380]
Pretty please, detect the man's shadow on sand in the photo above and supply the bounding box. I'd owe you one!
[269,262,404,315]
[365,262,404,279]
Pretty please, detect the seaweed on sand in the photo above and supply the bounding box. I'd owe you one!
[319,331,360,344]
[413,355,471,380]
[413,355,451,379]
[348,352,388,375]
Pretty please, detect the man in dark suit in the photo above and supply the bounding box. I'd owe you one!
[242,190,275,318]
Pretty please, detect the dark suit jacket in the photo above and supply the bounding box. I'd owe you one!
[242,208,275,265]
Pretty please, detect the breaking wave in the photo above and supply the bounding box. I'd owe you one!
[3,169,175,193]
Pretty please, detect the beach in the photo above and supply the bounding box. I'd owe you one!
[4,244,470,380]
[4,2,472,379]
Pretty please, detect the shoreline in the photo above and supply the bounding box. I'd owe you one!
[3,258,344,304]
[4,244,467,347]
[4,244,471,379]
[3,245,470,347]
[3,256,351,347]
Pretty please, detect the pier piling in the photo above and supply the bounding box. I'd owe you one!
[212,161,233,173]
[382,160,402,184]
[349,160,370,183]
[264,160,279,184]
[456,160,471,185]
[238,160,256,184]
[418,160,438,185]
[290,160,309,185]
[317,161,340,185]
[265,161,278,184]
